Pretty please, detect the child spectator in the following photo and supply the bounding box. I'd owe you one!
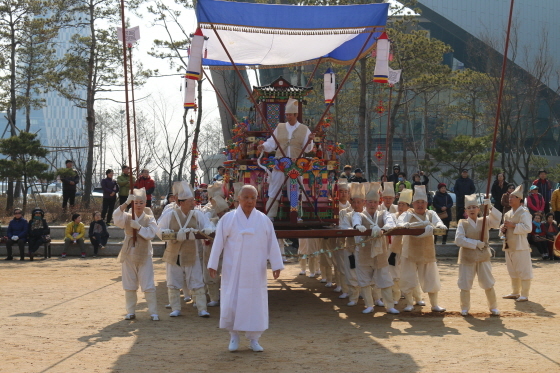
[543,213,559,260]
[89,211,109,257]
[5,208,28,261]
[63,213,86,258]
[27,208,50,261]
[531,213,548,260]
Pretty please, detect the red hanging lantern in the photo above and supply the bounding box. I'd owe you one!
[376,100,385,114]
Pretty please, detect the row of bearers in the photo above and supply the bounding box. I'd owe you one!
[320,181,532,317]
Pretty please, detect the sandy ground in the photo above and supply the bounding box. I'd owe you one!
[1,256,560,373]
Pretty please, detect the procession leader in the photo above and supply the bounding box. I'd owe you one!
[208,185,284,352]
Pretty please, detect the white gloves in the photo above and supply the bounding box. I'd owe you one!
[203,227,214,235]
[416,224,433,238]
[129,220,141,230]
[370,226,382,238]
[11,236,18,241]
[476,241,486,249]
[398,222,410,229]
[125,194,136,205]
[355,225,367,233]
[176,228,187,242]
[483,199,491,206]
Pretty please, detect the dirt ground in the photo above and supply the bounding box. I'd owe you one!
[1,256,559,373]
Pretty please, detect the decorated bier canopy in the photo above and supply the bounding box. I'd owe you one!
[195,0,389,68]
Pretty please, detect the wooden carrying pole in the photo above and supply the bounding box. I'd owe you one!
[481,0,515,239]
[128,46,140,172]
[119,0,136,242]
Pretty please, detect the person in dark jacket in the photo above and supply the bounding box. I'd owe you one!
[348,168,367,183]
[411,171,429,187]
[5,208,28,261]
[339,165,353,179]
[491,172,508,213]
[433,183,453,245]
[27,208,50,261]
[60,159,80,211]
[134,169,156,207]
[89,211,109,257]
[532,170,553,214]
[454,169,476,222]
[101,169,119,225]
[387,165,400,183]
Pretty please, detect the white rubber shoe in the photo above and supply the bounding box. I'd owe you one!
[151,314,160,321]
[431,306,446,312]
[124,314,135,320]
[362,306,374,314]
[169,310,181,317]
[386,307,400,314]
[198,310,210,317]
[207,301,220,307]
[347,301,357,306]
[229,336,239,352]
[250,340,264,352]
[403,305,414,312]
[490,309,501,316]
[338,293,349,299]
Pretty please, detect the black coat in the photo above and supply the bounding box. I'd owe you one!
[349,175,368,183]
[491,180,509,211]
[454,177,476,206]
[433,191,454,221]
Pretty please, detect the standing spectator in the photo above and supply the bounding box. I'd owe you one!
[380,174,388,182]
[63,213,86,258]
[395,172,411,192]
[27,208,50,261]
[501,183,516,215]
[117,165,135,206]
[411,171,429,187]
[5,208,28,261]
[543,213,559,260]
[213,166,226,183]
[101,169,119,225]
[530,213,548,260]
[527,185,545,215]
[60,160,79,211]
[453,169,476,222]
[348,168,367,183]
[532,170,553,213]
[491,172,509,213]
[433,183,453,245]
[89,211,109,257]
[387,164,400,183]
[134,169,156,208]
[551,183,560,224]
[339,165,353,179]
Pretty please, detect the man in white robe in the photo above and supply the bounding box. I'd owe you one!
[500,185,533,302]
[113,188,160,321]
[157,181,215,318]
[330,180,351,295]
[257,98,314,218]
[208,185,284,352]
[379,182,398,214]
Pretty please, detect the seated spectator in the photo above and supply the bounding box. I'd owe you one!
[433,183,453,245]
[543,213,559,260]
[27,208,50,261]
[5,208,28,261]
[89,211,109,257]
[527,185,545,215]
[213,166,226,183]
[63,213,86,258]
[531,213,548,260]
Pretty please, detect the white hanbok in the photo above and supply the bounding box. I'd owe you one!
[208,206,284,333]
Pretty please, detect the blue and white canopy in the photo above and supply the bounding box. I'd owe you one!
[196,0,389,68]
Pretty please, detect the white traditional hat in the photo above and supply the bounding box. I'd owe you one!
[382,182,395,197]
[207,180,225,199]
[464,194,478,208]
[285,98,299,114]
[365,182,382,201]
[399,189,413,205]
[338,179,349,190]
[233,182,245,201]
[349,182,365,200]
[412,185,428,203]
[213,196,230,214]
[133,187,146,202]
[511,184,524,199]
[173,181,194,200]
